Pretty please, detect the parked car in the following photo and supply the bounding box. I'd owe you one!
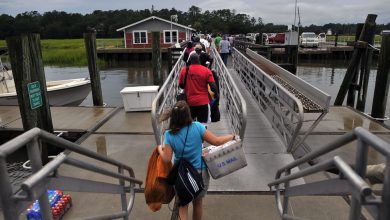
[268,33,285,44]
[246,33,258,43]
[318,33,326,43]
[300,32,319,48]
[261,33,269,44]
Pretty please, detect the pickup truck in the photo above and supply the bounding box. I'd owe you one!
[300,32,319,48]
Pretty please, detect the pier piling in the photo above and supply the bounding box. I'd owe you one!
[152,32,162,86]
[84,31,103,106]
[371,32,390,119]
[334,14,377,107]
[6,33,54,164]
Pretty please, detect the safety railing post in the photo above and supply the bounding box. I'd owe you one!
[118,166,128,220]
[380,158,390,220]
[282,169,291,215]
[349,138,368,220]
[26,137,53,220]
[0,154,19,219]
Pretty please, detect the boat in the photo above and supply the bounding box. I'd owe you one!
[0,61,91,106]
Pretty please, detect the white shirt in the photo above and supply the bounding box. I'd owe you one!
[200,38,210,49]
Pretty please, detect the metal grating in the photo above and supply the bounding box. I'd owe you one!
[6,162,32,189]
[271,75,323,113]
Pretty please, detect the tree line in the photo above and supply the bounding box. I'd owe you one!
[0,5,389,39]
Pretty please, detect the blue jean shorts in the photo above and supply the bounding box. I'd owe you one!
[198,169,210,198]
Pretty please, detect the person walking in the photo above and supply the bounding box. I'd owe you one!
[182,41,194,65]
[214,34,222,52]
[158,100,237,220]
[200,35,210,54]
[179,53,218,123]
[194,43,213,69]
[219,36,231,65]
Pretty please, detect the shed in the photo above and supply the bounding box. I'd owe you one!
[116,16,196,49]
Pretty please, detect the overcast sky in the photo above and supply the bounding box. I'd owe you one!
[0,0,389,25]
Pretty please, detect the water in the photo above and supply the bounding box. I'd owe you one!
[296,60,380,113]
[44,61,168,107]
[43,59,389,125]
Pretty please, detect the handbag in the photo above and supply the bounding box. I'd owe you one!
[166,127,204,206]
[176,65,190,101]
[144,147,175,211]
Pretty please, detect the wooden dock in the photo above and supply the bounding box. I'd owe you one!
[0,106,115,132]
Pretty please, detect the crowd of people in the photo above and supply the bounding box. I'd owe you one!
[157,33,236,220]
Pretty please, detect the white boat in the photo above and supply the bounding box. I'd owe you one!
[0,64,91,106]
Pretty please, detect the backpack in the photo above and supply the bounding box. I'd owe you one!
[166,127,204,206]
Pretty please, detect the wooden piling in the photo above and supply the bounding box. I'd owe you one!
[347,23,364,107]
[167,47,173,73]
[6,34,54,164]
[371,32,390,119]
[84,31,103,106]
[152,32,162,86]
[334,14,377,106]
[356,19,377,111]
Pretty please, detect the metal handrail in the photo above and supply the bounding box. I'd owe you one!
[0,128,142,220]
[209,46,247,138]
[151,47,247,144]
[151,49,186,145]
[268,127,390,220]
[232,47,304,151]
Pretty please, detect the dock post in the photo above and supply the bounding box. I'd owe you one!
[152,32,162,86]
[6,33,54,164]
[334,33,338,47]
[167,47,173,73]
[371,32,390,119]
[84,30,103,106]
[356,19,377,111]
[334,14,377,106]
[347,23,364,107]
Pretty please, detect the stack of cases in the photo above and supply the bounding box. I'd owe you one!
[26,190,72,220]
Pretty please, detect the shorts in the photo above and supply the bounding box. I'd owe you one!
[198,169,210,198]
[190,104,209,123]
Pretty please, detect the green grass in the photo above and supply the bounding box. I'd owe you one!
[0,38,124,66]
[326,35,382,44]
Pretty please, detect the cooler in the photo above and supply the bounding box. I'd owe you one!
[202,140,247,179]
[120,86,159,112]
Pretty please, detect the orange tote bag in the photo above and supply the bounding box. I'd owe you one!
[144,146,175,211]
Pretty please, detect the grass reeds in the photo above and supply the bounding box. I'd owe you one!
[0,38,123,67]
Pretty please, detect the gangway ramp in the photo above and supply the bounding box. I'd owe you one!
[150,46,303,193]
[233,48,331,155]
[207,66,303,192]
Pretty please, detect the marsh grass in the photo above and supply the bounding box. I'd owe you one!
[326,35,382,44]
[0,38,123,66]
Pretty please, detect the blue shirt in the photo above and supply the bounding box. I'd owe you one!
[164,122,206,169]
[220,40,230,53]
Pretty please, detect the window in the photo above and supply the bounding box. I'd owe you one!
[164,30,178,43]
[133,31,147,44]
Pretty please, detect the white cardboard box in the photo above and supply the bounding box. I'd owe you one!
[120,86,159,112]
[202,140,247,179]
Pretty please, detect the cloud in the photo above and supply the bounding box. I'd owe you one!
[0,0,388,25]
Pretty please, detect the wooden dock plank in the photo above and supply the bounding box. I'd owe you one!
[0,106,21,128]
[0,106,115,132]
[96,110,154,134]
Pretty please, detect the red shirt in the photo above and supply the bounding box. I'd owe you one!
[179,64,214,106]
